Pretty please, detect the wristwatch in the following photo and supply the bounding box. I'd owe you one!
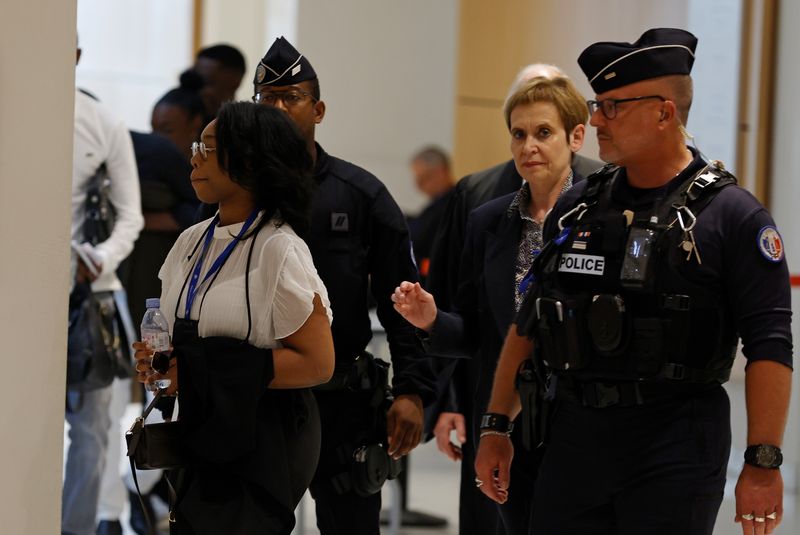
[744,444,783,469]
[479,413,514,434]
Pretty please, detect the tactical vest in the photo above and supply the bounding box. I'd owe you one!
[522,161,739,384]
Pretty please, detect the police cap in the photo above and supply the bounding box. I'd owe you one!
[254,36,317,86]
[578,28,697,94]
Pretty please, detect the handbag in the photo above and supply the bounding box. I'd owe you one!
[126,389,185,471]
[66,162,122,395]
[66,283,122,392]
[83,162,115,246]
[126,389,183,533]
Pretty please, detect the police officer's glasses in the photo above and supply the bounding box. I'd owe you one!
[252,89,317,107]
[191,141,216,160]
[587,95,666,120]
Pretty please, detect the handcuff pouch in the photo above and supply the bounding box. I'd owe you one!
[535,294,588,371]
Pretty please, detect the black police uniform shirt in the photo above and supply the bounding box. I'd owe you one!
[306,143,435,402]
[520,148,792,372]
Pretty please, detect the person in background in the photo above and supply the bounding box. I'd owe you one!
[151,69,206,163]
[192,43,246,124]
[135,102,335,534]
[64,45,143,535]
[394,74,588,534]
[407,146,455,287]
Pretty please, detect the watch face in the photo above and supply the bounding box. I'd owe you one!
[757,447,778,466]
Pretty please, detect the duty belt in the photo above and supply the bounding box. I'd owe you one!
[555,376,719,409]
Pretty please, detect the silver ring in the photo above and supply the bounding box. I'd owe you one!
[474,477,483,488]
[741,513,754,521]
[754,517,766,523]
[767,512,778,520]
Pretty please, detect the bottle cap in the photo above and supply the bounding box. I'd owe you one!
[145,298,160,309]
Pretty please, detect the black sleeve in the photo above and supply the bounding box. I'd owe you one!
[720,197,792,368]
[367,186,437,404]
[426,178,471,310]
[160,151,197,230]
[426,209,482,357]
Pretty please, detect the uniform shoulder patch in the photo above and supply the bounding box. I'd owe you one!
[331,212,349,231]
[757,225,784,263]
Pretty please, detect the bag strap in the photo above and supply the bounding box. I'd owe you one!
[128,456,180,532]
[129,388,180,532]
[83,162,113,246]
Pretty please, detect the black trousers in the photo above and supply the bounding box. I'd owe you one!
[533,386,731,535]
[310,389,384,535]
[169,468,289,535]
[458,436,503,535]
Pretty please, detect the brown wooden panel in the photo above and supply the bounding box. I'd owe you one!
[453,102,512,180]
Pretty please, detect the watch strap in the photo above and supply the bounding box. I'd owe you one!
[744,444,783,469]
[479,412,514,434]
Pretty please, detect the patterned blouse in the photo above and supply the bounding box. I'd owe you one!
[510,171,574,311]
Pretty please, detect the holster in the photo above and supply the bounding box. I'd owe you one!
[318,354,403,496]
[516,359,551,451]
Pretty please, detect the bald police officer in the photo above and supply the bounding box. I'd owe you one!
[252,37,435,535]
[475,28,792,535]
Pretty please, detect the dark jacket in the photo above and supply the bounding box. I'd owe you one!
[426,171,586,421]
[422,155,599,433]
[305,144,435,402]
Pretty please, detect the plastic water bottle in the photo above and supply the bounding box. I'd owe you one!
[141,298,172,390]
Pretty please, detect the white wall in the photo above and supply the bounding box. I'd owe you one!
[770,0,800,486]
[687,0,743,174]
[202,0,299,105]
[296,0,459,214]
[0,2,77,533]
[76,0,194,132]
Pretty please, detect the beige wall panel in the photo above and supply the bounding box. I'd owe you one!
[457,0,535,101]
[453,104,513,180]
[455,0,688,177]
[0,1,77,533]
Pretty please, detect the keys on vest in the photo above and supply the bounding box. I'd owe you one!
[675,205,702,265]
[679,230,702,264]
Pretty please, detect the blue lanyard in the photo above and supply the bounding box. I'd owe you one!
[184,210,260,318]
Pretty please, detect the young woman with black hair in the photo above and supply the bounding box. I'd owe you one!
[151,70,207,162]
[133,102,334,534]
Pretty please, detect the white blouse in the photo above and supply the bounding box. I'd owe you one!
[159,213,332,349]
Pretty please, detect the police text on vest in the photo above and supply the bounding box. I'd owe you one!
[558,254,605,276]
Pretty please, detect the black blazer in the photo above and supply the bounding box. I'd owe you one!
[425,172,585,434]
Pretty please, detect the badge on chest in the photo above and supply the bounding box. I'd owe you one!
[558,253,606,276]
[331,212,349,232]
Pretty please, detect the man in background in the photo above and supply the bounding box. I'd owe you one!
[64,44,143,535]
[192,43,246,123]
[407,146,455,287]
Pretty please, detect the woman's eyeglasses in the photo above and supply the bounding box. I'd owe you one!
[191,141,217,160]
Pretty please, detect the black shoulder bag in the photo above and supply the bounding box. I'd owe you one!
[66,163,130,403]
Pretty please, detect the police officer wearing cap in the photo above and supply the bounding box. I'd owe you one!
[474,28,792,535]
[251,37,435,534]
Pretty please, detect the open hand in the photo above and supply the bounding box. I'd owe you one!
[391,281,437,331]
